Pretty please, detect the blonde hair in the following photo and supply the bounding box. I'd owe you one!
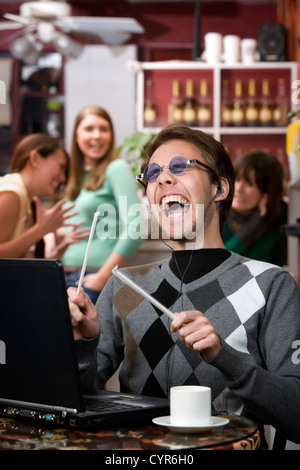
[65,105,116,200]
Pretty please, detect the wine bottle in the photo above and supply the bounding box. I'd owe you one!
[273,78,288,127]
[143,79,157,127]
[168,80,183,124]
[221,79,232,127]
[231,80,245,126]
[182,79,197,126]
[197,79,212,127]
[245,79,259,126]
[259,79,273,126]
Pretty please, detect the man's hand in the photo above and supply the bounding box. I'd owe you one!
[67,286,100,340]
[170,310,221,361]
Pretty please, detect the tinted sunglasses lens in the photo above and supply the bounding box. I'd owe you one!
[170,156,188,175]
[144,163,161,182]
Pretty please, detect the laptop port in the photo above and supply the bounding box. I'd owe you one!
[19,409,36,418]
[4,407,18,415]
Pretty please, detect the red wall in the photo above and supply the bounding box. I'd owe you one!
[0,1,277,60]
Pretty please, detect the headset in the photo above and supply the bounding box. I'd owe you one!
[215,180,222,197]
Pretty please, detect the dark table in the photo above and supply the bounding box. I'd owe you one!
[0,414,260,450]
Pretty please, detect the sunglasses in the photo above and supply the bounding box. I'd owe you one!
[136,155,218,188]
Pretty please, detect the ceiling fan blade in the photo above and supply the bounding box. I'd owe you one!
[93,31,132,45]
[57,16,145,37]
[0,24,37,46]
[3,13,35,26]
[0,21,24,31]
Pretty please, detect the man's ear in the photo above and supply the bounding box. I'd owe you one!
[215,177,229,201]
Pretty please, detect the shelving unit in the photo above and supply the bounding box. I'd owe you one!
[135,60,298,176]
[0,52,64,174]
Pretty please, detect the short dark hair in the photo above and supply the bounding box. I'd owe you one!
[144,124,235,231]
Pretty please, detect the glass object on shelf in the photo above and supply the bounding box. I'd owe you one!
[221,79,232,127]
[168,79,183,124]
[259,78,273,126]
[273,78,289,127]
[197,79,212,127]
[182,79,197,126]
[231,80,245,126]
[21,53,62,93]
[143,79,157,127]
[46,98,63,138]
[245,79,259,126]
[20,95,64,136]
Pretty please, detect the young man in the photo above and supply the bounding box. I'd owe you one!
[68,124,300,447]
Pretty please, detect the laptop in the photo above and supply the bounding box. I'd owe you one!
[0,258,169,428]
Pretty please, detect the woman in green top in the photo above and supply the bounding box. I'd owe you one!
[222,150,287,266]
[62,105,144,303]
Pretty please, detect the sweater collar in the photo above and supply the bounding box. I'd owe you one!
[169,248,231,283]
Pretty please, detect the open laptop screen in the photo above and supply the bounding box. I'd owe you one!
[0,258,84,412]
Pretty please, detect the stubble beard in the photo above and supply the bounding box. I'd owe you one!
[150,199,213,249]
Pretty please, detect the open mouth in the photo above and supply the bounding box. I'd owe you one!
[160,195,190,218]
[52,180,60,190]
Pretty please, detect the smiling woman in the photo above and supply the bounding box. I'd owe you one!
[62,105,144,303]
[0,133,86,259]
[222,150,287,266]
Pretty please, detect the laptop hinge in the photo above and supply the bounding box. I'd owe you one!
[0,397,78,415]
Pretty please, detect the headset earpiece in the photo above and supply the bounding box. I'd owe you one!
[215,181,222,197]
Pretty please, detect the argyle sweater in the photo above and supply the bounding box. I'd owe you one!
[76,250,300,443]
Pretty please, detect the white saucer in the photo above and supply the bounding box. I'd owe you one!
[152,416,229,434]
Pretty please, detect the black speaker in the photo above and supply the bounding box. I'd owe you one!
[258,23,286,61]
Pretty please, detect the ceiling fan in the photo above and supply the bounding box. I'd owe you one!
[0,0,145,64]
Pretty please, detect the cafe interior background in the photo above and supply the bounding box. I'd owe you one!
[0,0,300,450]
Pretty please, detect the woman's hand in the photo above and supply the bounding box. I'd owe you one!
[33,197,78,237]
[79,271,105,292]
[44,223,90,259]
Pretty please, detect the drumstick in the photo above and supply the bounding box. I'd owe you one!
[112,266,175,320]
[77,211,100,295]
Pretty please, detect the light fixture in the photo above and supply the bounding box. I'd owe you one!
[10,34,43,65]
[53,32,83,59]
[37,22,55,43]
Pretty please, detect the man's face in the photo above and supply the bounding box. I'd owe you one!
[146,140,215,248]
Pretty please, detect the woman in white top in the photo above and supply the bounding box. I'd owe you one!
[0,133,88,259]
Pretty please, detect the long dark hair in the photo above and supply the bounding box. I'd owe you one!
[234,150,286,229]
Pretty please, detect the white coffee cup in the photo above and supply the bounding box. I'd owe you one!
[223,34,240,64]
[170,385,211,426]
[241,38,258,63]
[203,32,222,64]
